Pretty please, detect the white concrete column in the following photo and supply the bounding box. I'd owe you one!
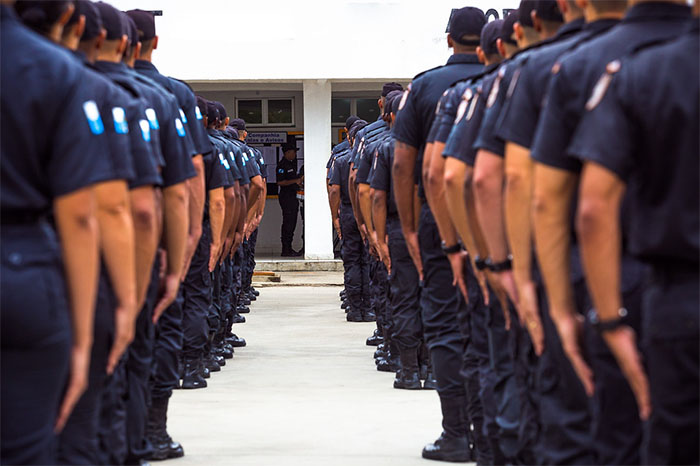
[302,79,334,260]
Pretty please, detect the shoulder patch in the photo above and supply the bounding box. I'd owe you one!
[83,100,104,135]
[487,73,502,109]
[585,60,621,111]
[454,88,474,124]
[179,108,188,124]
[145,108,159,130]
[175,118,186,137]
[112,107,128,134]
[398,87,411,111]
[506,67,522,99]
[139,119,151,142]
[195,106,203,120]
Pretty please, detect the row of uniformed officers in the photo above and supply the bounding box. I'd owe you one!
[328,1,698,464]
[1,1,266,464]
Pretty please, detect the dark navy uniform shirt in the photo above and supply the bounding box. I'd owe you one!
[370,138,398,218]
[126,68,196,187]
[364,131,393,186]
[277,157,299,196]
[1,6,116,216]
[351,118,386,167]
[230,139,262,181]
[133,60,206,160]
[329,153,352,206]
[531,2,692,173]
[393,53,483,197]
[443,66,499,166]
[207,130,236,188]
[328,140,350,172]
[328,146,351,181]
[496,19,590,149]
[569,25,699,267]
[393,54,482,160]
[91,60,163,189]
[251,147,267,179]
[356,126,390,185]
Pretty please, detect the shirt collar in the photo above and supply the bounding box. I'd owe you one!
[93,60,128,73]
[447,53,481,65]
[584,18,620,34]
[134,59,159,72]
[624,2,691,22]
[556,18,585,38]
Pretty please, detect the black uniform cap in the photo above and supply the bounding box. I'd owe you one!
[65,0,102,40]
[348,120,368,140]
[391,92,403,114]
[230,118,246,131]
[481,19,503,56]
[345,116,360,130]
[281,143,300,152]
[123,13,139,46]
[518,0,537,27]
[384,90,403,117]
[126,9,156,41]
[225,126,239,139]
[381,82,404,97]
[535,0,564,22]
[214,102,228,120]
[447,7,486,45]
[95,2,125,40]
[196,96,208,118]
[206,101,220,123]
[501,9,519,44]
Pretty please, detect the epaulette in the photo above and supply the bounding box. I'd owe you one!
[412,64,445,81]
[447,62,500,89]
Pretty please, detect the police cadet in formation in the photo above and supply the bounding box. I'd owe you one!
[391,6,485,462]
[277,141,303,256]
[1,2,266,464]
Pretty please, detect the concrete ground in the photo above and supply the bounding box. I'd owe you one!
[168,286,456,466]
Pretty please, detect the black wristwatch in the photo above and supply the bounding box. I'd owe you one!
[474,255,488,271]
[590,307,629,333]
[441,241,463,255]
[485,255,512,272]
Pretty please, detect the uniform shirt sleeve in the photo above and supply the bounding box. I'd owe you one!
[159,99,197,187]
[473,65,511,157]
[393,83,421,148]
[329,157,343,186]
[244,148,261,179]
[101,93,135,184]
[567,71,635,181]
[495,60,539,149]
[204,150,227,191]
[125,97,162,188]
[48,78,117,196]
[432,87,462,144]
[370,145,390,192]
[530,63,583,173]
[233,147,250,185]
[443,84,484,166]
[180,88,213,157]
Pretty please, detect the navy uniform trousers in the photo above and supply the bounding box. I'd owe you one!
[58,270,115,464]
[642,265,699,465]
[339,205,369,313]
[417,204,470,439]
[279,191,298,249]
[387,216,423,351]
[182,223,212,362]
[1,222,72,465]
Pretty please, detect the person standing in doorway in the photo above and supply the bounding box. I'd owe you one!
[277,142,302,257]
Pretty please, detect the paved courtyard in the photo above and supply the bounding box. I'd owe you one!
[168,286,458,466]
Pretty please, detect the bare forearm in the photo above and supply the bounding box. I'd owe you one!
[504,143,534,285]
[277,179,299,187]
[162,183,189,276]
[247,176,263,212]
[55,188,100,350]
[533,165,578,317]
[426,142,458,247]
[330,187,341,222]
[372,190,388,243]
[130,186,158,307]
[473,150,509,261]
[444,159,477,254]
[96,181,136,315]
[359,184,374,234]
[393,141,418,235]
[577,167,625,321]
[208,188,225,250]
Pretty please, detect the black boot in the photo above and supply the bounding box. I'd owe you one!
[366,329,383,346]
[281,245,295,257]
[206,352,222,372]
[394,346,421,390]
[423,370,438,390]
[362,310,376,322]
[346,311,363,322]
[226,333,246,347]
[231,312,246,323]
[147,397,185,461]
[251,287,260,297]
[422,396,471,462]
[181,358,207,389]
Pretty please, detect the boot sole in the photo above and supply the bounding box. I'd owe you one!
[393,382,422,390]
[421,450,471,462]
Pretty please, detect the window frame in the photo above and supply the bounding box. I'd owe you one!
[235,97,295,127]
